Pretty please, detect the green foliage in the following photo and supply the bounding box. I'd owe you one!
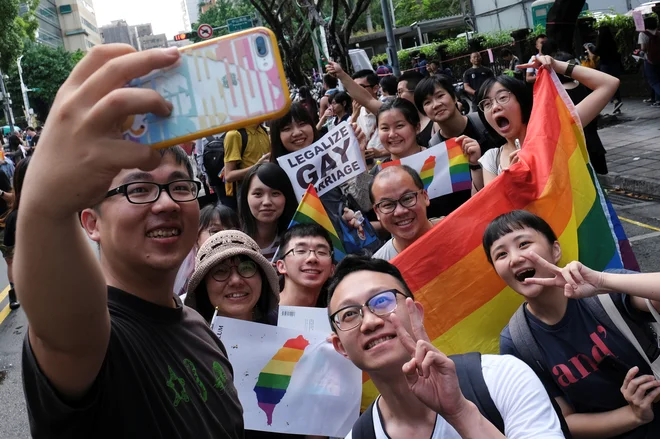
[594,13,636,70]
[0,0,37,71]
[71,50,85,65]
[393,0,462,27]
[5,42,76,122]
[192,0,256,42]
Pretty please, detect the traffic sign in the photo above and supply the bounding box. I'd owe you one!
[197,23,213,40]
[227,16,253,32]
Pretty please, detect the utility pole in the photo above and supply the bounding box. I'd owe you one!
[380,0,400,76]
[17,56,32,127]
[0,67,15,134]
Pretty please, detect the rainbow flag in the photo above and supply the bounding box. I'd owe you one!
[254,335,310,425]
[358,69,637,409]
[446,138,472,192]
[289,184,347,261]
[382,137,471,198]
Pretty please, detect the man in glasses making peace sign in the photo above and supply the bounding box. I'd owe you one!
[327,256,566,439]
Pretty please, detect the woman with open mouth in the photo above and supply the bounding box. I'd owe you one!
[185,230,280,325]
[477,54,620,186]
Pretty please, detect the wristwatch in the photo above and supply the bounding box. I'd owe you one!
[469,164,481,171]
[564,59,577,78]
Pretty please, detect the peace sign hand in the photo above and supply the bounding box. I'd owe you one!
[523,252,605,299]
[388,298,470,418]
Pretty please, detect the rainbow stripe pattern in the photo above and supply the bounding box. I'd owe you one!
[419,155,436,190]
[358,69,638,410]
[445,138,471,192]
[254,335,310,425]
[288,184,347,261]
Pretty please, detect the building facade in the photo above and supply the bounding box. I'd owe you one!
[100,19,133,46]
[100,20,168,51]
[55,0,102,52]
[21,0,64,49]
[140,34,169,50]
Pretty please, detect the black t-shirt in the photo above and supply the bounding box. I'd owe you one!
[501,296,660,439]
[463,67,494,102]
[0,170,11,217]
[3,210,17,247]
[23,287,245,438]
[416,119,434,147]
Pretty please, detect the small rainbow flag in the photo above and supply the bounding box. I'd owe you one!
[445,138,471,192]
[288,184,347,261]
[419,156,436,190]
[254,335,310,425]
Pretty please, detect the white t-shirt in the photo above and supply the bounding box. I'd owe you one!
[527,54,541,74]
[345,355,564,439]
[373,239,397,261]
[478,146,504,176]
[357,107,385,151]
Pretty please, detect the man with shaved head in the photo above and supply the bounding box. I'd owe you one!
[370,165,433,261]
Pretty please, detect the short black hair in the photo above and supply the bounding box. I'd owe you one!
[376,97,420,126]
[476,76,533,131]
[414,74,457,115]
[536,33,548,42]
[277,223,334,260]
[198,203,239,234]
[419,53,426,60]
[501,48,512,57]
[398,70,424,92]
[378,60,384,65]
[329,91,352,112]
[482,210,558,265]
[368,164,424,204]
[352,69,380,87]
[324,74,338,89]
[541,39,558,56]
[26,126,34,131]
[380,75,398,96]
[327,255,415,313]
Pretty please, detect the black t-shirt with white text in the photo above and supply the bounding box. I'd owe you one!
[22,287,244,438]
[501,296,660,439]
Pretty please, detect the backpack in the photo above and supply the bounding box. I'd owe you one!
[508,269,660,382]
[202,128,249,193]
[351,353,503,439]
[428,112,505,152]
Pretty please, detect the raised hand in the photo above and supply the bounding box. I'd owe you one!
[517,55,558,72]
[523,252,605,298]
[326,61,345,77]
[456,135,481,165]
[621,367,660,424]
[388,298,469,418]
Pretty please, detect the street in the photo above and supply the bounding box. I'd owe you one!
[0,191,659,438]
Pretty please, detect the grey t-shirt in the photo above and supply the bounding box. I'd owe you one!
[22,287,244,438]
[373,239,398,261]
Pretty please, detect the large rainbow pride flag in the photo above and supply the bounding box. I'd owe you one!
[359,68,637,408]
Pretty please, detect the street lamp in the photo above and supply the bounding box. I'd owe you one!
[17,55,33,127]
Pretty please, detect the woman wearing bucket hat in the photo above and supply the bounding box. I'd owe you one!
[185,230,280,325]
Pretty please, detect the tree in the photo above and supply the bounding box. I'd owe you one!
[0,0,39,71]
[191,0,256,42]
[5,42,76,123]
[393,0,462,27]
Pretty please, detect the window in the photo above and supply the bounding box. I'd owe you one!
[59,5,72,14]
[81,18,98,34]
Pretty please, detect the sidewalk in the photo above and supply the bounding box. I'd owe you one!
[596,99,660,196]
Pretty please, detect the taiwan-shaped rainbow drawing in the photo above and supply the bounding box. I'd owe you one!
[419,155,436,190]
[254,335,310,425]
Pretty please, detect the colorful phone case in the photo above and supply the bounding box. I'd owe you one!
[124,27,290,149]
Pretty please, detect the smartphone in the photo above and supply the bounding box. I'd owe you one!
[598,355,631,383]
[124,27,290,149]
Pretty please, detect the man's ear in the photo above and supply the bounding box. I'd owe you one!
[414,300,424,324]
[423,190,430,207]
[80,208,101,243]
[330,333,350,360]
[276,259,287,276]
[552,241,562,265]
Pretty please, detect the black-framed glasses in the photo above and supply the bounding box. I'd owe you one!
[374,190,422,214]
[396,89,413,98]
[211,260,258,282]
[478,90,512,113]
[330,289,408,331]
[282,247,333,259]
[105,180,201,204]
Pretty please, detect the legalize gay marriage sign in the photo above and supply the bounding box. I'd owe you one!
[358,68,639,410]
[381,138,471,198]
[277,121,366,201]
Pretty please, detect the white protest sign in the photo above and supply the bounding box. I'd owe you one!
[633,10,645,32]
[277,121,366,201]
[211,316,361,436]
[382,138,471,199]
[278,306,333,334]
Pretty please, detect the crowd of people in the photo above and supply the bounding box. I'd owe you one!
[6,12,660,439]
